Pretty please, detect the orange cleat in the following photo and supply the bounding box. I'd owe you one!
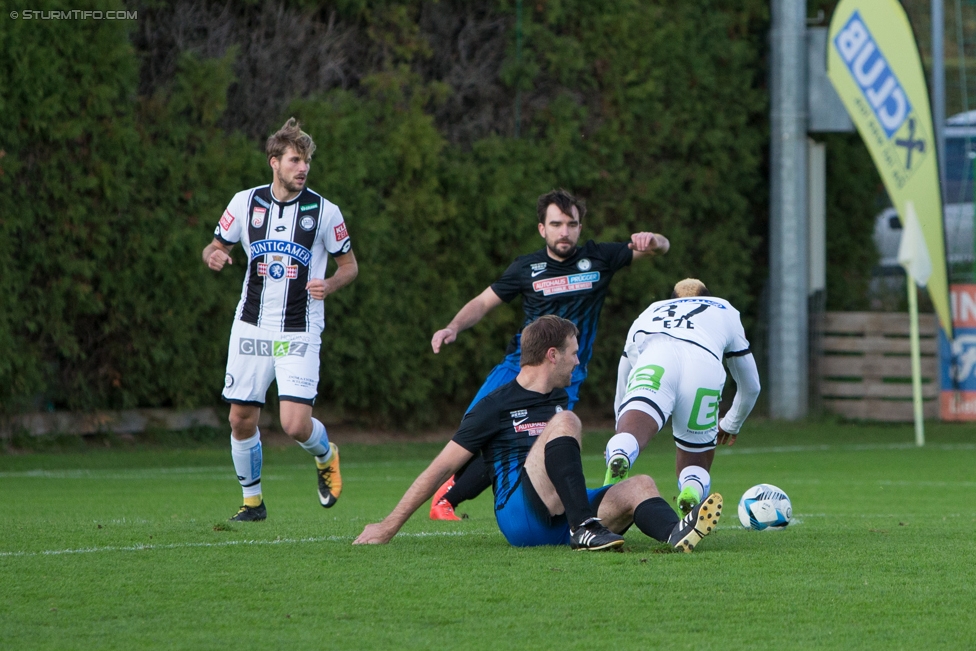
[430,475,461,521]
[317,442,342,508]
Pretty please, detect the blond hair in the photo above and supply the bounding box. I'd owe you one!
[671,278,709,298]
[266,118,316,161]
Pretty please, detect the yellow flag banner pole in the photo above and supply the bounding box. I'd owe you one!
[827,0,953,340]
[906,271,925,446]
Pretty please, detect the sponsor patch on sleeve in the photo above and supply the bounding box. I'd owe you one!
[334,222,349,241]
[219,210,235,231]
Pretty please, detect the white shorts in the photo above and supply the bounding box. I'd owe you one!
[222,320,321,406]
[617,335,726,452]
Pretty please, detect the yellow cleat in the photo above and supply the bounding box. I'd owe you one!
[317,442,342,508]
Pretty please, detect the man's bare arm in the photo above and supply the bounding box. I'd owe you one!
[431,287,504,353]
[203,239,234,271]
[307,250,359,300]
[353,441,474,544]
[629,232,670,260]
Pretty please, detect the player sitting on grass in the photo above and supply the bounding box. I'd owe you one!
[602,278,761,516]
[354,315,723,551]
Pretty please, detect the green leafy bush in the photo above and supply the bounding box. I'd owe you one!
[0,0,878,427]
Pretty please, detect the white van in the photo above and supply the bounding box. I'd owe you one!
[873,204,974,270]
[873,111,976,272]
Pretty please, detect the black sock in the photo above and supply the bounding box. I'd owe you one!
[444,453,492,508]
[633,497,680,542]
[543,437,594,528]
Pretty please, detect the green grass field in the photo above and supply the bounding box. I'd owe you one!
[2,421,975,650]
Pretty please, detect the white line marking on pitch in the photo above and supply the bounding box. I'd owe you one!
[0,530,499,558]
[719,442,976,455]
[0,468,414,481]
[0,517,817,559]
[3,442,973,480]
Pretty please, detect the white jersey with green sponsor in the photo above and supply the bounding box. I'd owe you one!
[615,296,760,444]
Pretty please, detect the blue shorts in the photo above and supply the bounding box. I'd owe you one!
[494,470,612,547]
[467,351,587,413]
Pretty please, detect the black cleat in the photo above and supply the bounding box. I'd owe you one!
[668,493,722,553]
[570,517,625,551]
[230,502,267,522]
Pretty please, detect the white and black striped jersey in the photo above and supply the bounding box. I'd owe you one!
[622,296,751,364]
[213,185,351,335]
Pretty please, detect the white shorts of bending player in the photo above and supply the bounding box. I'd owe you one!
[221,320,321,406]
[617,336,726,452]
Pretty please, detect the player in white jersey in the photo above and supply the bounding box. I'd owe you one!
[603,278,761,514]
[202,118,359,521]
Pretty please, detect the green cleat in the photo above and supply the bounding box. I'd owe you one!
[603,453,631,486]
[677,485,702,516]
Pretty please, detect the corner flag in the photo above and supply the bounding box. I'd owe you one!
[897,201,933,286]
[827,0,953,340]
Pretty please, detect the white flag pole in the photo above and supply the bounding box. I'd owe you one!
[898,201,929,447]
[906,271,925,447]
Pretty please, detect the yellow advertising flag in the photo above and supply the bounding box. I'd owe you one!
[827,0,953,338]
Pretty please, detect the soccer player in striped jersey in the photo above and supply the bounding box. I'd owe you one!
[428,189,670,520]
[606,278,761,515]
[354,316,722,552]
[202,118,358,521]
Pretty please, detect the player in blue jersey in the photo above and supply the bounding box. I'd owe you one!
[354,316,722,551]
[428,189,670,520]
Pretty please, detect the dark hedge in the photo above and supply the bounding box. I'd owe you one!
[0,0,879,426]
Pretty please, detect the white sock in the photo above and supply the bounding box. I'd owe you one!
[678,465,710,500]
[605,432,640,466]
[231,430,262,499]
[298,418,332,462]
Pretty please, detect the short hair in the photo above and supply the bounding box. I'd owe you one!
[671,278,710,298]
[520,315,579,366]
[536,189,586,224]
[266,117,316,162]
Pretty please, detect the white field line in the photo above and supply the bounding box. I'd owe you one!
[21,512,975,560]
[0,529,499,558]
[0,521,779,559]
[784,478,976,487]
[718,442,976,455]
[2,442,973,480]
[0,468,417,481]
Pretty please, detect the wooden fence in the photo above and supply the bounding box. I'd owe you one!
[815,312,938,421]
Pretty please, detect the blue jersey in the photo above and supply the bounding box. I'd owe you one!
[451,380,568,511]
[490,240,633,369]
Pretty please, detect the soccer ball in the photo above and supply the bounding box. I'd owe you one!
[737,484,792,530]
